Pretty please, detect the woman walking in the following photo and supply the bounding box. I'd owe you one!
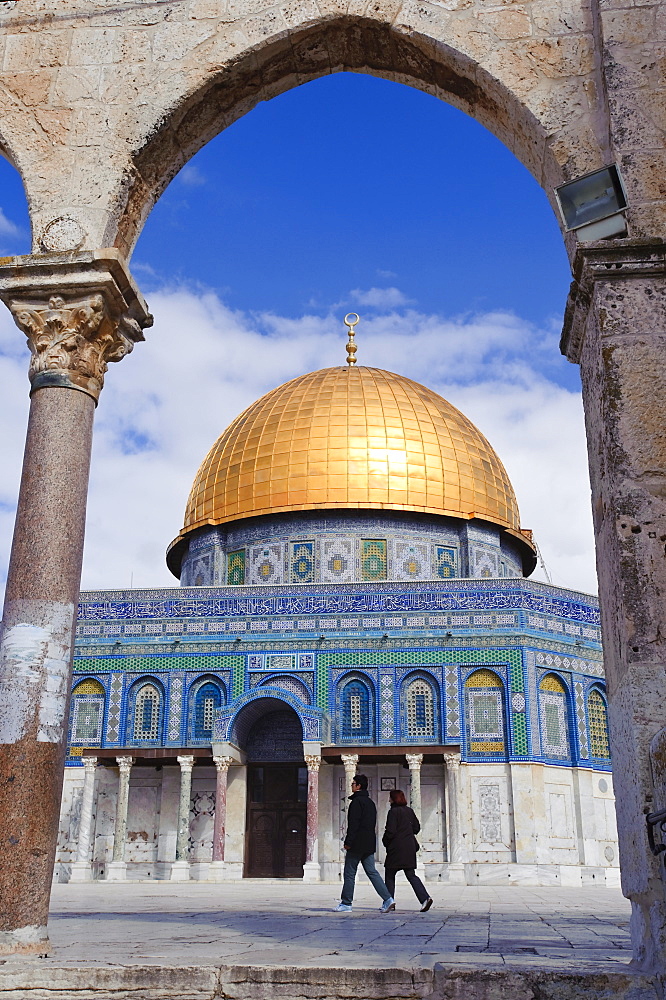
[382,789,433,912]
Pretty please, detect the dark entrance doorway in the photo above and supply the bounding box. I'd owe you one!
[246,763,307,877]
[239,703,307,878]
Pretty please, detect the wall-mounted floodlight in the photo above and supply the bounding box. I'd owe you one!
[555,164,627,242]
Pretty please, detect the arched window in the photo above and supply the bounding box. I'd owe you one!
[588,689,610,760]
[70,679,105,748]
[464,669,505,755]
[538,674,571,760]
[405,677,437,742]
[340,678,373,742]
[191,681,224,741]
[133,683,162,741]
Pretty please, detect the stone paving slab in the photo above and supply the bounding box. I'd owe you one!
[0,882,661,1000]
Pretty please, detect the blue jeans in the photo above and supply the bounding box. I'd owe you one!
[341,851,391,905]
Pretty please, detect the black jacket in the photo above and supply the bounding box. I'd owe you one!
[344,789,377,857]
[382,803,421,870]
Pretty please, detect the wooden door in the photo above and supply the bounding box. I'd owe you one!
[246,764,307,877]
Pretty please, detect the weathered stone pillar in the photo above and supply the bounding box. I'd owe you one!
[171,755,194,881]
[561,238,666,972]
[443,753,465,875]
[106,756,134,881]
[0,252,150,953]
[341,753,359,794]
[303,754,321,882]
[69,756,98,883]
[209,755,234,881]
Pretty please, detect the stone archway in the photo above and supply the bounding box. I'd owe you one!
[0,0,665,972]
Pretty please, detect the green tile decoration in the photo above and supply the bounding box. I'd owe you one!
[74,653,244,675]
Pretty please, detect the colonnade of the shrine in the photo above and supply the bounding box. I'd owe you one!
[64,750,462,882]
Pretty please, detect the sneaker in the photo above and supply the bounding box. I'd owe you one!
[379,897,396,913]
[420,897,433,912]
[334,903,352,912]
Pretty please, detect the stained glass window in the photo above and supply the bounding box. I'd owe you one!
[538,674,570,760]
[588,689,610,759]
[464,669,505,754]
[341,679,372,741]
[192,681,223,740]
[406,678,435,740]
[70,679,105,746]
[134,683,161,741]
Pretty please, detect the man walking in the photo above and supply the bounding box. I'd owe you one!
[334,774,395,913]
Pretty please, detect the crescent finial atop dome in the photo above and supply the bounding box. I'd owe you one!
[344,312,359,366]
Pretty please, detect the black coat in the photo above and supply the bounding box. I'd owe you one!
[344,789,377,857]
[382,803,421,870]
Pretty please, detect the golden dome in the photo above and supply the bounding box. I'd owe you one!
[172,366,533,554]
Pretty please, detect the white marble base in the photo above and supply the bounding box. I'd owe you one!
[105,861,127,882]
[208,861,231,882]
[442,862,466,884]
[169,861,191,882]
[302,862,321,883]
[69,861,93,883]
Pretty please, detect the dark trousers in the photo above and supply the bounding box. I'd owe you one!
[384,866,429,904]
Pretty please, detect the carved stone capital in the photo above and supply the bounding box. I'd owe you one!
[304,754,321,773]
[341,753,359,770]
[442,752,461,771]
[81,756,98,774]
[405,753,423,769]
[177,754,195,773]
[561,238,666,364]
[213,755,235,772]
[116,756,134,774]
[0,250,152,402]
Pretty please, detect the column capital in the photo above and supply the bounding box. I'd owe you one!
[81,756,98,773]
[341,753,359,767]
[177,754,195,773]
[116,756,134,774]
[0,249,152,402]
[212,755,235,772]
[561,238,666,363]
[443,752,461,770]
[405,753,423,769]
[304,754,321,773]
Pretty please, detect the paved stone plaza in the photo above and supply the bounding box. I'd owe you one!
[2,882,657,1000]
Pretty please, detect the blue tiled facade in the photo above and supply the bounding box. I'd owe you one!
[68,576,610,772]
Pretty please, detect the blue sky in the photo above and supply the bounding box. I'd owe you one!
[0,72,595,593]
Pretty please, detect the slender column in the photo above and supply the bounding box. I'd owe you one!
[443,753,464,866]
[562,240,666,972]
[406,753,423,816]
[69,756,97,883]
[0,252,150,954]
[303,754,321,882]
[406,754,425,876]
[106,757,134,881]
[341,753,359,794]
[209,755,234,881]
[170,755,194,881]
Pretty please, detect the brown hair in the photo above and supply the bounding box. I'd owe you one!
[389,789,407,806]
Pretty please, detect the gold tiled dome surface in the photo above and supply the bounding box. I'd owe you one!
[179,366,524,537]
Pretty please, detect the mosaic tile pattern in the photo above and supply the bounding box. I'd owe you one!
[105,673,124,743]
[248,544,283,585]
[574,679,589,758]
[322,539,355,583]
[394,541,429,580]
[380,672,394,739]
[436,546,457,579]
[290,541,315,583]
[588,689,610,759]
[258,674,311,703]
[361,539,387,581]
[167,674,184,742]
[538,675,570,759]
[227,549,245,586]
[444,664,460,739]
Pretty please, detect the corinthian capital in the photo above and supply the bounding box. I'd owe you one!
[304,754,321,773]
[0,250,152,402]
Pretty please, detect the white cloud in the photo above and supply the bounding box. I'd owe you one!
[178,165,206,187]
[0,290,598,599]
[351,286,411,309]
[0,206,20,238]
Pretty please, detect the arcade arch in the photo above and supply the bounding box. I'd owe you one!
[0,0,665,975]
